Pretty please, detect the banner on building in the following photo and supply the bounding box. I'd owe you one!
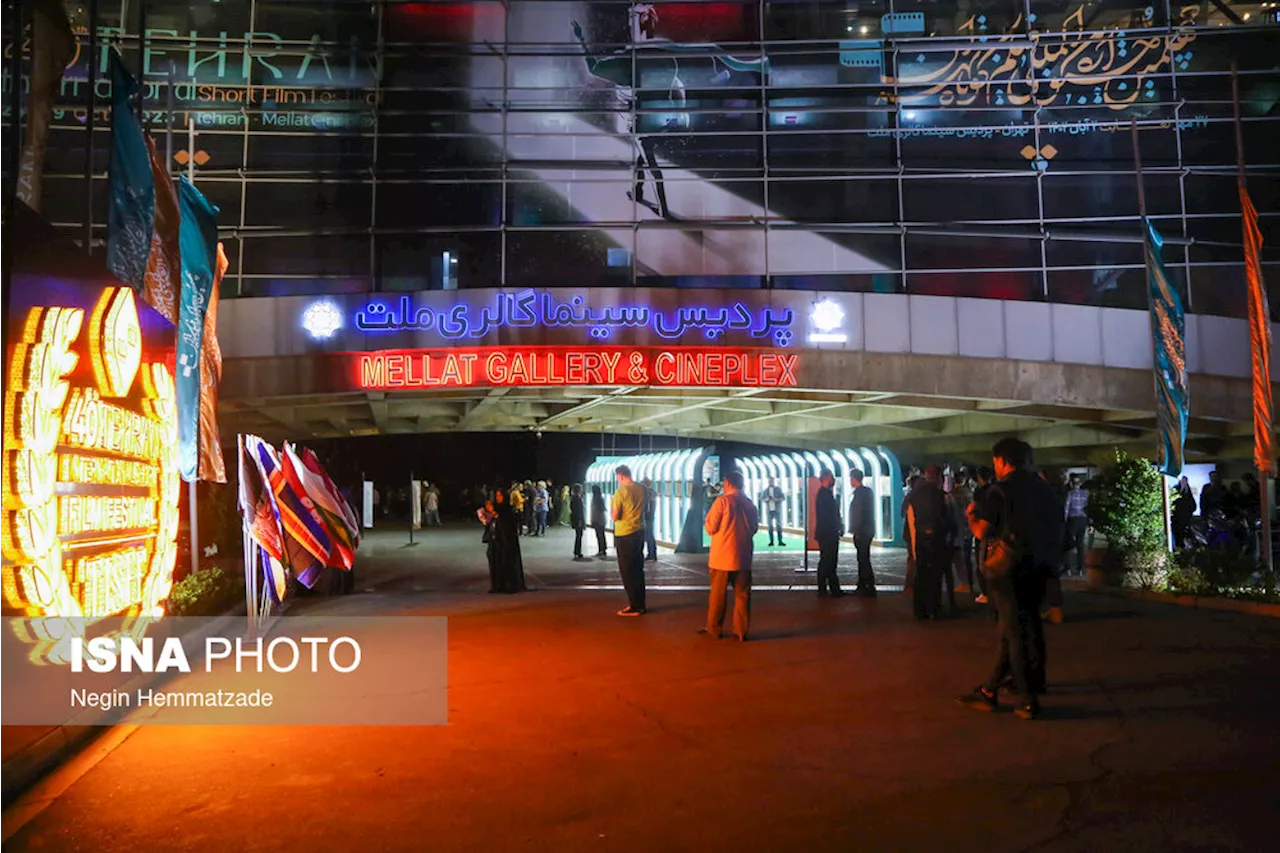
[175,177,220,482]
[1241,187,1274,474]
[105,50,155,290]
[1143,218,1189,478]
[198,243,229,483]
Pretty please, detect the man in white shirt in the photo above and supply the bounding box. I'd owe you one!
[761,477,786,546]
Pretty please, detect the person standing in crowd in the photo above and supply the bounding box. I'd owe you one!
[510,483,526,535]
[848,469,877,596]
[642,478,659,562]
[950,470,974,593]
[971,467,995,605]
[1172,476,1197,549]
[959,438,1063,721]
[533,480,550,536]
[479,486,526,594]
[423,481,442,528]
[761,477,787,546]
[1062,475,1089,576]
[905,465,953,620]
[612,465,648,616]
[814,469,845,598]
[522,479,536,535]
[558,484,573,527]
[901,474,920,595]
[1200,470,1227,517]
[570,484,588,560]
[699,470,758,641]
[590,484,608,558]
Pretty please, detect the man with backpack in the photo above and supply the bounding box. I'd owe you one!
[958,438,1064,721]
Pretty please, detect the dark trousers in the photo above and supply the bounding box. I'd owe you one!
[634,136,669,217]
[707,568,751,639]
[644,523,657,560]
[767,512,783,544]
[1065,516,1088,575]
[984,567,1048,700]
[817,537,842,594]
[959,536,974,587]
[913,539,948,619]
[594,525,607,555]
[615,531,647,611]
[853,533,875,589]
[534,510,548,536]
[574,527,585,558]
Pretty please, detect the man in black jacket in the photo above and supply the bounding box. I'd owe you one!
[848,469,877,596]
[814,469,844,598]
[905,465,952,620]
[958,438,1064,721]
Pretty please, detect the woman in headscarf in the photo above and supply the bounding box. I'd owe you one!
[558,484,573,526]
[480,486,526,593]
[590,484,609,558]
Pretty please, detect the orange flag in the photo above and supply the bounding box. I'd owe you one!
[197,242,228,483]
[1241,186,1274,474]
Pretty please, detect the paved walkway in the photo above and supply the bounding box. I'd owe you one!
[6,528,1278,852]
[341,526,910,594]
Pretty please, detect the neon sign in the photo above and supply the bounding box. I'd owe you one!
[355,347,800,390]
[2,286,180,663]
[344,291,796,346]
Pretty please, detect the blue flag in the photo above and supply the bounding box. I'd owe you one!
[1143,218,1189,477]
[177,176,220,482]
[105,50,154,290]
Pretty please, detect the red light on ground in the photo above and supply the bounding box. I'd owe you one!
[353,347,798,390]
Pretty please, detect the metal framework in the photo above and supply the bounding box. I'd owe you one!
[20,1,1280,313]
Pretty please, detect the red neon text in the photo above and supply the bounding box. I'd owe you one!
[356,348,799,389]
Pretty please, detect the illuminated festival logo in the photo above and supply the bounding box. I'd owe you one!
[302,299,344,340]
[808,299,847,344]
[2,287,180,664]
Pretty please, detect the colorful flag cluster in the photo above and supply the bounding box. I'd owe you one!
[1240,187,1274,475]
[237,435,360,603]
[1142,218,1189,478]
[105,49,225,483]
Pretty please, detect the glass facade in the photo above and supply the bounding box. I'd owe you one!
[3,0,1278,317]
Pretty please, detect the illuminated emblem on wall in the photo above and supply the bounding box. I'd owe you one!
[808,299,847,344]
[302,299,344,340]
[2,287,181,664]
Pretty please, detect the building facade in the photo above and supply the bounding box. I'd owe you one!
[4,1,1278,316]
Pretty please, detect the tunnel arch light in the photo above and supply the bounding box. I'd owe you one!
[732,446,904,545]
[584,447,715,552]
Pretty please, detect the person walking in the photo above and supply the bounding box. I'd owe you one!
[848,469,877,596]
[906,465,953,620]
[814,469,845,598]
[958,438,1064,720]
[761,477,786,546]
[1063,475,1089,577]
[612,465,648,616]
[570,484,588,560]
[642,478,659,562]
[590,484,608,558]
[699,470,758,641]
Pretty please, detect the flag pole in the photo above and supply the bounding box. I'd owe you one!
[187,114,199,577]
[1231,60,1274,571]
[84,0,99,255]
[1132,119,1174,553]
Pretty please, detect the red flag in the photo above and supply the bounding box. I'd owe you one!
[1241,186,1274,474]
[197,243,228,483]
[142,135,181,324]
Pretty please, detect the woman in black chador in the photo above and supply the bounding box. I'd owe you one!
[480,487,527,593]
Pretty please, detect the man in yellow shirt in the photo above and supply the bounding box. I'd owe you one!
[611,464,648,615]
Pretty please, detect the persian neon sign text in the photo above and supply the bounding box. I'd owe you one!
[355,348,800,390]
[350,291,796,346]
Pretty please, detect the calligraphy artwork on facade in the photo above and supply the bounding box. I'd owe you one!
[876,4,1201,110]
[344,290,797,347]
[2,286,180,664]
